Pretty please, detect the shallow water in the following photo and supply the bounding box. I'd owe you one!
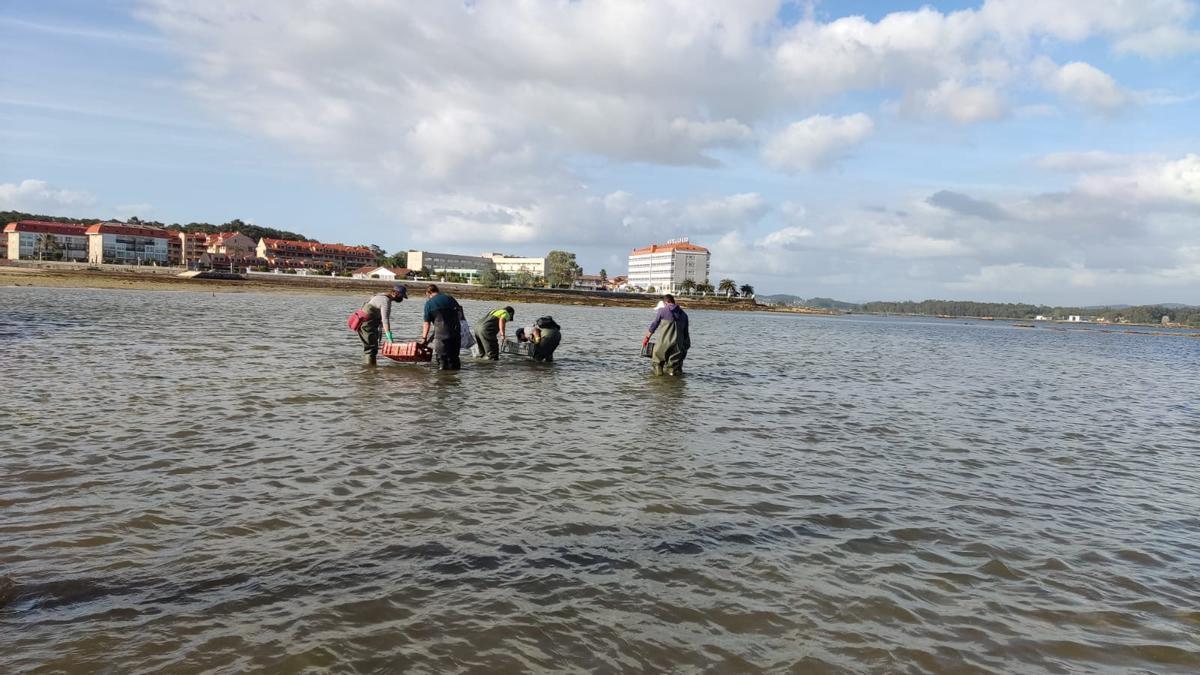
[2,286,1199,673]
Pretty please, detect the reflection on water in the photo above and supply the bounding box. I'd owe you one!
[2,286,1199,673]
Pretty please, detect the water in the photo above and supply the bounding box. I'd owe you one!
[2,286,1199,673]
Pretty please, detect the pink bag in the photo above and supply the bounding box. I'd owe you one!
[347,308,370,332]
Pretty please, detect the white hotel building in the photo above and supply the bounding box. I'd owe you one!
[626,239,710,293]
[486,253,546,277]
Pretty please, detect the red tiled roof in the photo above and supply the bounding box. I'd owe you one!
[85,222,172,238]
[3,220,90,236]
[630,241,709,255]
[259,237,374,257]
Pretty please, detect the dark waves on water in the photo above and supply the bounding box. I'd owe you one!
[2,287,1198,673]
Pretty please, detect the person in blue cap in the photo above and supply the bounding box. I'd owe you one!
[357,285,407,365]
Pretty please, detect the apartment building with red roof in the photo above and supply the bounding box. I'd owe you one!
[4,220,91,261]
[256,237,376,271]
[86,222,173,265]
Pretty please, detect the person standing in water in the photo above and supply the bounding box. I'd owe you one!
[473,305,514,360]
[644,294,689,376]
[357,285,407,366]
[418,285,463,371]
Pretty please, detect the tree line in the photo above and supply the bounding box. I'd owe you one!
[857,299,1199,326]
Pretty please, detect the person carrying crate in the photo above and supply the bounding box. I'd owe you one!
[355,285,407,366]
[419,284,464,371]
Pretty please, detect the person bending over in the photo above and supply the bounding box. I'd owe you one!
[518,316,562,362]
[357,285,407,366]
[473,305,514,360]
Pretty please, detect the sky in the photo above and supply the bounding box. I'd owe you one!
[1,1,1198,305]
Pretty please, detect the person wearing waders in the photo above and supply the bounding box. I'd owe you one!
[358,285,407,365]
[473,306,514,360]
[517,316,562,362]
[419,284,463,371]
[644,293,689,376]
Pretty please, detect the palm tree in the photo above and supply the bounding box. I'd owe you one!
[718,278,737,297]
[679,279,696,295]
[739,284,754,298]
[695,282,714,295]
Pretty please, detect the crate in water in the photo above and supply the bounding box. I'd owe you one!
[380,341,433,362]
[501,339,533,358]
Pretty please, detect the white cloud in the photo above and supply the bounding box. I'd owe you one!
[1039,60,1129,111]
[0,179,98,214]
[1036,150,1142,172]
[1075,154,1200,205]
[762,114,873,171]
[902,80,1007,123]
[1114,25,1200,58]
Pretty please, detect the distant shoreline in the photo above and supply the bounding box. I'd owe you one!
[0,264,812,313]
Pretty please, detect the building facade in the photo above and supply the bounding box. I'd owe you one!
[86,222,172,264]
[256,238,376,271]
[407,250,495,279]
[626,239,710,293]
[485,253,546,277]
[4,220,91,261]
[571,274,607,291]
[206,231,257,258]
[351,265,411,280]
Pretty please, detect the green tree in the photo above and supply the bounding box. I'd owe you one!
[35,233,63,261]
[479,265,500,288]
[739,284,755,297]
[386,251,408,268]
[695,282,714,295]
[646,285,657,294]
[718,278,737,297]
[513,270,534,287]
[599,268,608,283]
[545,250,581,287]
[679,279,696,295]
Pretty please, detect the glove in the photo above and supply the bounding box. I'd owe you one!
[642,335,650,347]
[385,331,394,343]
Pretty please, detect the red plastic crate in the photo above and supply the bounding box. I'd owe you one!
[380,341,433,362]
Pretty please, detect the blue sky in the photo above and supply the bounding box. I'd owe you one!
[2,1,1198,304]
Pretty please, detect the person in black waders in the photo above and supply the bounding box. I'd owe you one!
[644,293,689,376]
[473,305,514,360]
[418,284,463,371]
[516,316,562,362]
[358,285,407,366]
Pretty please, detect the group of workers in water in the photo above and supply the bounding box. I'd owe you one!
[353,283,690,375]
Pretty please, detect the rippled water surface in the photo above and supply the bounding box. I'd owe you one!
[3,286,1199,673]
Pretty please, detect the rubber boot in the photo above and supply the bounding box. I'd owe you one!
[363,353,377,366]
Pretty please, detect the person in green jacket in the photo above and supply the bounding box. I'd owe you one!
[473,305,514,359]
[643,294,689,376]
